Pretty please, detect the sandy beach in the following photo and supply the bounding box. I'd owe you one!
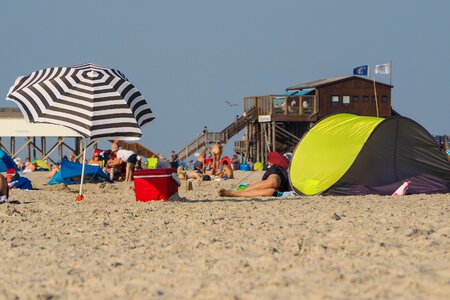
[0,170,449,299]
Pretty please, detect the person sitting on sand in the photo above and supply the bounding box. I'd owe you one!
[106,147,121,181]
[219,152,290,198]
[218,160,234,179]
[178,153,206,180]
[14,158,23,171]
[0,175,9,203]
[48,163,61,179]
[88,152,103,167]
[23,158,37,173]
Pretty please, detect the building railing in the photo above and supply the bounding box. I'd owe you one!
[244,95,317,117]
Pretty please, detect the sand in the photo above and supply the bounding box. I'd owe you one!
[0,171,449,299]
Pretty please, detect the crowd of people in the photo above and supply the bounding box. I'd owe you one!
[174,142,236,181]
[1,138,293,202]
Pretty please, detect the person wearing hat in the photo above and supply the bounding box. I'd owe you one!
[219,152,291,198]
[0,174,8,203]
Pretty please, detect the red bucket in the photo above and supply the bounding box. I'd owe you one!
[134,168,179,202]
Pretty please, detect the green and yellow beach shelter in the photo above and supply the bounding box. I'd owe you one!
[289,113,450,195]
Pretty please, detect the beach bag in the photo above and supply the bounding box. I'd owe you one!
[202,175,211,181]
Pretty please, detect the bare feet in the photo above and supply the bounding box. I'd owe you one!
[219,189,233,197]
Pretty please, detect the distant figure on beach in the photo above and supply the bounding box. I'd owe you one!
[14,158,22,170]
[231,153,240,170]
[69,152,76,162]
[23,157,37,173]
[0,175,8,203]
[48,163,61,179]
[211,142,223,170]
[88,152,103,167]
[177,153,205,180]
[136,155,147,170]
[219,160,234,179]
[219,152,290,198]
[114,148,137,182]
[169,150,179,168]
[106,149,121,181]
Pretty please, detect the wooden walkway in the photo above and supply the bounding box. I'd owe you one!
[176,108,258,161]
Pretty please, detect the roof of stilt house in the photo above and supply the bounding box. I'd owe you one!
[286,75,393,90]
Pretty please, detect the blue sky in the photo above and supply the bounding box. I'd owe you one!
[1,0,449,157]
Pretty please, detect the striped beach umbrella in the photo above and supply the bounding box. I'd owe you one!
[6,63,154,140]
[6,63,155,199]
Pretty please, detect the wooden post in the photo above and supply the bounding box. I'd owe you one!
[32,137,37,159]
[58,137,63,162]
[246,123,251,163]
[260,123,264,164]
[27,137,31,160]
[284,96,288,115]
[256,123,260,163]
[10,137,15,157]
[41,137,46,159]
[272,121,276,152]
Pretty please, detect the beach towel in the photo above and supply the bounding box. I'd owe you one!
[10,177,33,190]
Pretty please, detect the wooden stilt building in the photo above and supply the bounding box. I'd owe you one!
[235,76,393,164]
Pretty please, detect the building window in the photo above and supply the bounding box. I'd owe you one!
[352,96,359,102]
[287,97,299,115]
[363,96,369,102]
[302,96,314,115]
[273,96,286,114]
[343,96,350,105]
[331,95,339,108]
[381,95,388,102]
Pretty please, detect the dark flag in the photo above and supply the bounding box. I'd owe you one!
[353,65,368,76]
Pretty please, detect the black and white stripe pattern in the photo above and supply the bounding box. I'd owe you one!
[6,63,154,140]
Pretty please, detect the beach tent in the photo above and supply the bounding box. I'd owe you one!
[0,149,18,172]
[290,113,450,195]
[33,159,50,171]
[48,159,109,185]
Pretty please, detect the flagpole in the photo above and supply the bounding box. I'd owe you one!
[389,60,392,85]
[373,74,379,117]
[76,138,87,201]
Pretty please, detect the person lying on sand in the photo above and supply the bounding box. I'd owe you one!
[219,152,290,198]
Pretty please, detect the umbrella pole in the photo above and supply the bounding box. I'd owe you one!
[76,138,87,201]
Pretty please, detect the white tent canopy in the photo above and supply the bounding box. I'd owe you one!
[0,117,81,137]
